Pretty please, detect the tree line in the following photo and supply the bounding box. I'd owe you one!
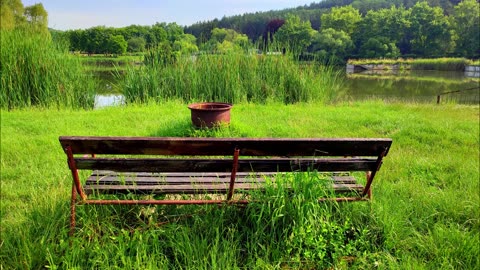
[186,0,478,61]
[2,0,478,61]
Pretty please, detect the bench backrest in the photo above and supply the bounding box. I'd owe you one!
[60,136,392,173]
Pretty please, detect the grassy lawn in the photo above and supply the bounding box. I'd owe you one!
[1,101,478,269]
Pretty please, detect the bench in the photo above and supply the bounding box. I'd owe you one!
[59,136,392,235]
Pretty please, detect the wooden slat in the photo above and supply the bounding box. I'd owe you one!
[90,171,280,178]
[84,183,261,194]
[75,157,378,172]
[84,183,364,195]
[60,136,392,157]
[332,175,358,184]
[86,172,358,185]
[86,176,268,185]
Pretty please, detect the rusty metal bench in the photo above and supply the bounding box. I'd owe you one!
[59,136,392,235]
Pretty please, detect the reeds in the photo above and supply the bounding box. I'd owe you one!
[121,50,343,104]
[0,29,96,109]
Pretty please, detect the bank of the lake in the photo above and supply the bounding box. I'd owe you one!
[1,101,478,269]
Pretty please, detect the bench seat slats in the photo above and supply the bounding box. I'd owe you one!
[60,136,392,157]
[84,171,363,195]
[84,183,364,195]
[86,172,358,185]
[86,176,268,185]
[90,171,279,178]
[75,158,378,172]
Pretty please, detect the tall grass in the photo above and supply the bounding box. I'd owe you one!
[121,51,343,104]
[0,29,96,109]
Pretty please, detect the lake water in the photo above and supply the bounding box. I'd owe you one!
[93,69,480,108]
[343,69,479,104]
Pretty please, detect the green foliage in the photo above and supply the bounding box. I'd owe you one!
[24,2,48,33]
[355,6,410,54]
[127,36,146,52]
[123,52,342,104]
[202,28,250,53]
[0,0,25,30]
[311,28,355,64]
[0,28,96,109]
[359,37,400,58]
[143,41,177,66]
[274,14,316,54]
[408,1,453,57]
[408,57,471,71]
[351,0,395,14]
[107,34,127,55]
[172,33,199,55]
[452,0,480,58]
[321,5,362,35]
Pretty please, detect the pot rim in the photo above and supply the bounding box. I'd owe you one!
[188,102,233,111]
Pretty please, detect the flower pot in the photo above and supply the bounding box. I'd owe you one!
[188,102,232,128]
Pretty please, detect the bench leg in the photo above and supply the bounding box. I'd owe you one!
[365,171,373,200]
[69,181,77,237]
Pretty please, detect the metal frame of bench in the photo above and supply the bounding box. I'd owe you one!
[60,136,392,236]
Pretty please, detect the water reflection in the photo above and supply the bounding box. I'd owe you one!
[94,94,125,109]
[344,70,479,104]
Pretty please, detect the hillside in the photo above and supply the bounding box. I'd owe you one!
[184,0,460,42]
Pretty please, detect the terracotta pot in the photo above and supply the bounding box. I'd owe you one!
[188,102,232,128]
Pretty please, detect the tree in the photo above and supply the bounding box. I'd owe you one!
[408,1,453,57]
[173,34,198,55]
[351,0,395,14]
[274,14,316,53]
[24,3,48,32]
[359,37,400,58]
[107,35,127,55]
[148,23,167,48]
[354,6,410,55]
[164,22,184,43]
[310,28,354,64]
[262,19,285,47]
[204,28,249,53]
[321,6,362,35]
[0,0,25,30]
[451,0,480,57]
[127,37,146,52]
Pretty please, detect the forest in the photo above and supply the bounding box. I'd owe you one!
[3,0,476,62]
[43,0,480,63]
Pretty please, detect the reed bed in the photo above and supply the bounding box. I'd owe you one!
[122,51,343,104]
[0,29,96,109]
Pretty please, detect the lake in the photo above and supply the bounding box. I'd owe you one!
[342,69,479,104]
[93,69,480,108]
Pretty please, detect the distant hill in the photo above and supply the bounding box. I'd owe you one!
[184,0,461,42]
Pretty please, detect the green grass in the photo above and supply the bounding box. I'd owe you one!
[348,58,473,71]
[0,29,96,109]
[1,101,478,269]
[121,52,343,104]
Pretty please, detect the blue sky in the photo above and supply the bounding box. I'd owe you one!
[22,0,316,30]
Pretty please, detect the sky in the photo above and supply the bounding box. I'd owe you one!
[22,0,316,30]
